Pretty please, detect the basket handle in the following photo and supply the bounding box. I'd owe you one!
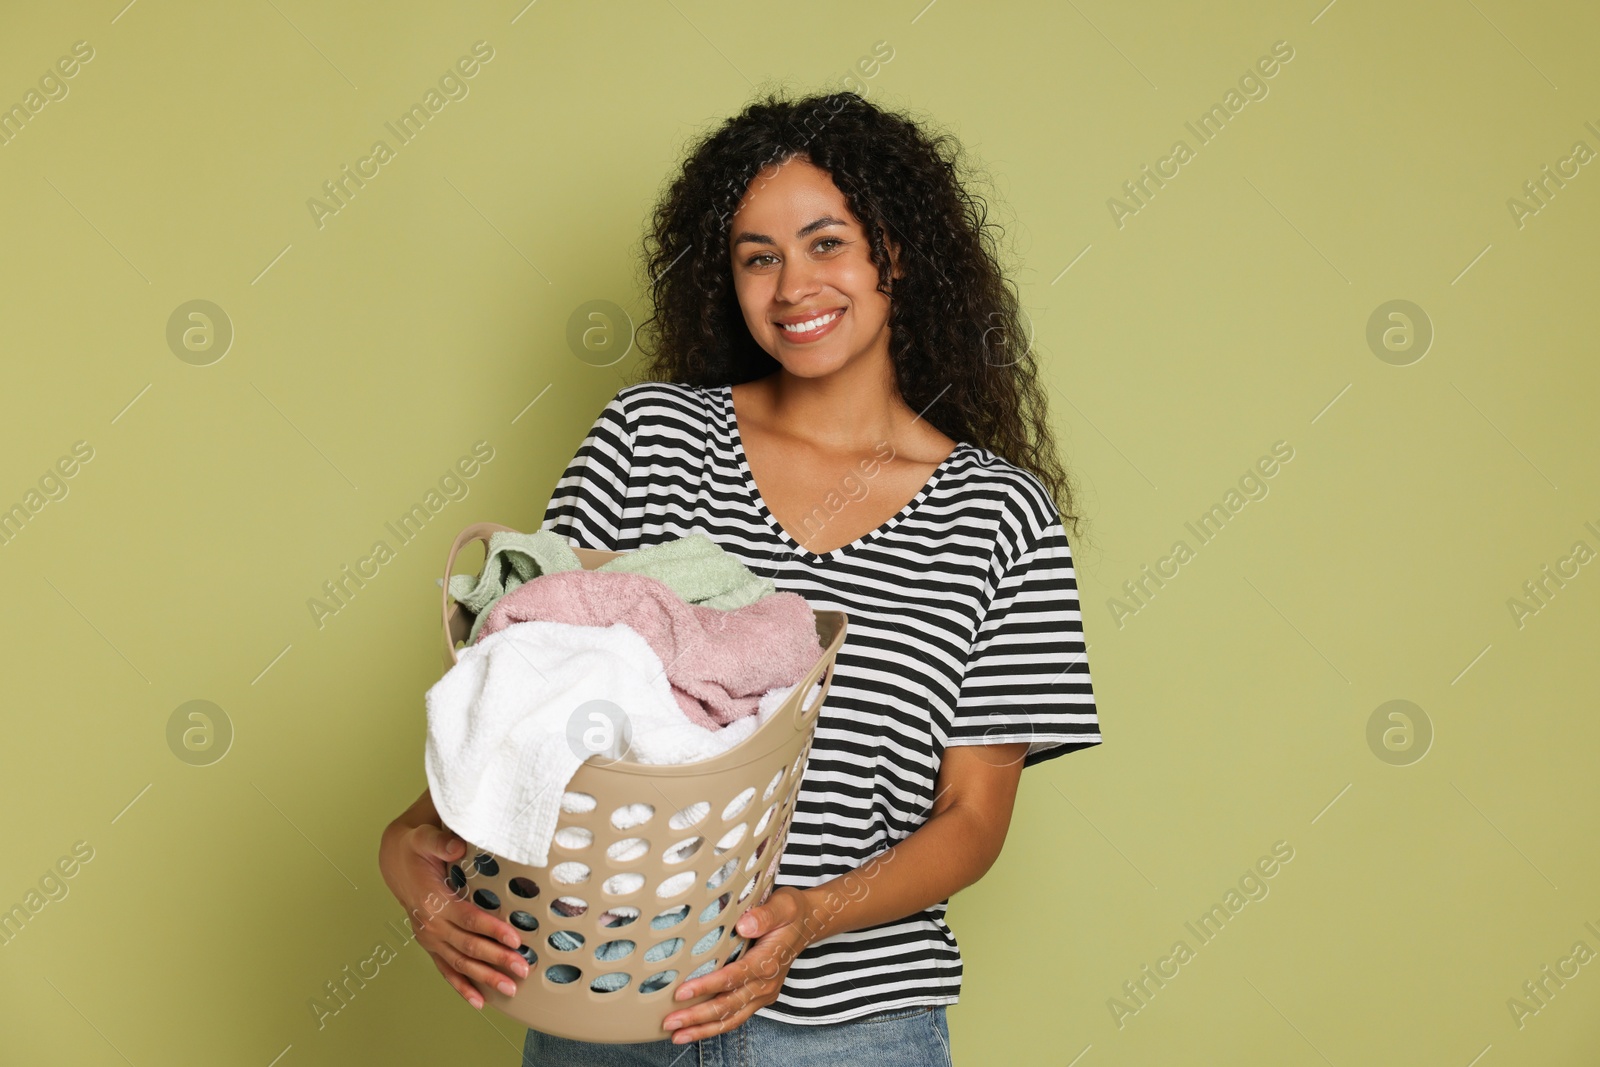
[441,521,518,666]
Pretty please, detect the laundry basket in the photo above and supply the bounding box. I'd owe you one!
[437,522,847,1043]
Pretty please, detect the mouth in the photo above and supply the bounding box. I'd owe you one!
[775,308,844,342]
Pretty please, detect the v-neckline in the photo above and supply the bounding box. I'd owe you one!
[721,383,963,563]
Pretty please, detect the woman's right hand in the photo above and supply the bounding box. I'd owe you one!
[378,818,529,1009]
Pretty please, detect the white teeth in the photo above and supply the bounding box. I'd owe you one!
[779,309,841,333]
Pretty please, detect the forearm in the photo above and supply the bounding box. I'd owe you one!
[788,803,1000,946]
[382,787,442,852]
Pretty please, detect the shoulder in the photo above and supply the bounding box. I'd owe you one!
[611,380,716,428]
[943,443,1061,550]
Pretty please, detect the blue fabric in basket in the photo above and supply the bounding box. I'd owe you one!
[547,905,695,992]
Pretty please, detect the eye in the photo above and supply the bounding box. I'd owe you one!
[742,236,845,269]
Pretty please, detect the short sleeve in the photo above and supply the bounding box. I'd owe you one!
[538,387,634,552]
[949,508,1103,769]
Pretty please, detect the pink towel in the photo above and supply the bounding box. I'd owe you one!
[475,570,824,731]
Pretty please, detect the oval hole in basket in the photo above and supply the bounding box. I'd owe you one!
[561,791,597,814]
[762,767,785,802]
[597,938,637,961]
[668,801,710,830]
[692,926,725,955]
[644,937,684,964]
[590,972,632,993]
[552,862,590,885]
[508,877,540,899]
[698,894,730,923]
[706,859,738,891]
[554,826,593,851]
[472,889,500,911]
[663,836,704,864]
[714,823,747,854]
[753,805,775,837]
[517,944,538,967]
[608,806,659,831]
[599,906,639,928]
[545,964,582,984]
[651,904,690,930]
[547,930,585,952]
[603,873,645,896]
[510,910,540,932]
[639,969,678,994]
[610,803,655,830]
[473,853,500,877]
[607,837,648,863]
[685,959,719,981]
[655,871,696,898]
[721,787,755,822]
[736,876,758,904]
[551,896,588,918]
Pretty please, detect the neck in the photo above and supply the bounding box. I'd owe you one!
[760,356,917,454]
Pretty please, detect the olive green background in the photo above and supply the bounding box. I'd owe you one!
[2,1,1597,1064]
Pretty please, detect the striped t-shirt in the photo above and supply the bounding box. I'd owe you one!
[537,380,1103,1024]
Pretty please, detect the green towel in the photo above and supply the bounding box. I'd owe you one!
[592,533,775,611]
[447,530,775,645]
[448,532,578,610]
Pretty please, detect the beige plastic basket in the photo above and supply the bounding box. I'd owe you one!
[437,522,847,1042]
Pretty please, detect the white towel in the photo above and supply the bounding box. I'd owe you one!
[424,619,817,867]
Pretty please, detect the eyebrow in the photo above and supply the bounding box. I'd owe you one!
[731,215,849,249]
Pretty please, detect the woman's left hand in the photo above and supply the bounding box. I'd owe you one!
[661,886,815,1044]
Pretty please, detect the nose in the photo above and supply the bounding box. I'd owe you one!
[775,253,824,306]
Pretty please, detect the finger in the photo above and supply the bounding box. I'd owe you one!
[672,960,741,1003]
[427,950,484,1009]
[667,987,767,1044]
[677,933,792,1002]
[735,889,803,939]
[427,926,526,998]
[438,914,530,985]
[666,959,771,1031]
[445,895,525,952]
[734,904,765,937]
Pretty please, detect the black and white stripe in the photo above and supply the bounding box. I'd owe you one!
[539,381,1102,1024]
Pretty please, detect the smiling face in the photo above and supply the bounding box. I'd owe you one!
[727,155,902,380]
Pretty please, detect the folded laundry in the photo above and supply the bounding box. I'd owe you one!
[476,569,825,731]
[424,616,819,867]
[447,530,777,645]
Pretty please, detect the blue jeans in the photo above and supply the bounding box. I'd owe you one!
[520,1004,953,1066]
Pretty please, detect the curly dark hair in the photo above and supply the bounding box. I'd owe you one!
[627,86,1088,544]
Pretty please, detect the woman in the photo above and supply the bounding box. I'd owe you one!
[379,89,1103,1065]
